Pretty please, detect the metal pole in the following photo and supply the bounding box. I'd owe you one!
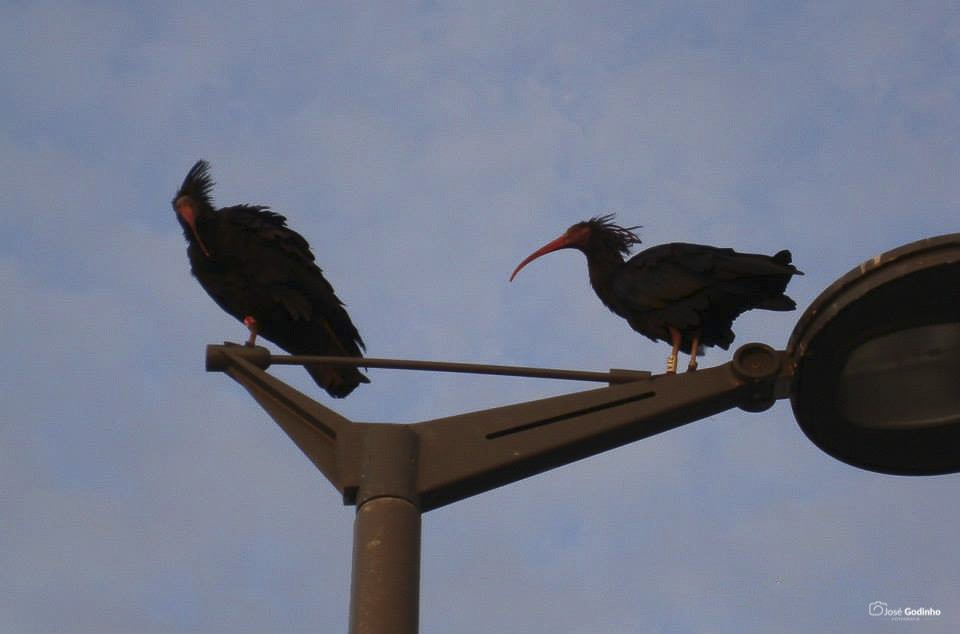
[238,344,651,385]
[347,424,421,634]
[348,497,421,634]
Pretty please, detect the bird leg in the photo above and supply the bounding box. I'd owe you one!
[243,316,258,347]
[667,327,682,374]
[687,333,700,372]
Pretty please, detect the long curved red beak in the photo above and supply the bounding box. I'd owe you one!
[509,235,574,281]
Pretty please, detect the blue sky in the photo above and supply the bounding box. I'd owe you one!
[2,1,958,632]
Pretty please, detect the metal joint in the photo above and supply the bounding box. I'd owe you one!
[731,343,784,413]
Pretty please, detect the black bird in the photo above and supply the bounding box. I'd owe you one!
[510,214,802,373]
[172,160,369,397]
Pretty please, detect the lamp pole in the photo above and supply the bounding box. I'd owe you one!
[348,424,420,634]
[206,341,789,634]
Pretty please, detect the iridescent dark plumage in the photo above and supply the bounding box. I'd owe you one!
[511,214,803,372]
[173,160,369,397]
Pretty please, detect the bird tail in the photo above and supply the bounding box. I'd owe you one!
[772,249,804,275]
[307,365,371,399]
[754,295,797,311]
[753,249,803,311]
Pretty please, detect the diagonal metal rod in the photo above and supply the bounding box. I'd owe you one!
[215,345,652,384]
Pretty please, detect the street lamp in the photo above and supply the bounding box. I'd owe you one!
[788,233,960,475]
[203,232,959,634]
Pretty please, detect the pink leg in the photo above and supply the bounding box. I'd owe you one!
[687,333,700,372]
[243,316,258,347]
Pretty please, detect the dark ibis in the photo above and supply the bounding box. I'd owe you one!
[172,160,369,397]
[510,214,802,373]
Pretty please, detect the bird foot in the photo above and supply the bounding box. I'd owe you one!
[243,316,258,347]
[687,358,698,372]
[666,354,677,374]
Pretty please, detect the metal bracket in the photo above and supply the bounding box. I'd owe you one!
[205,341,791,511]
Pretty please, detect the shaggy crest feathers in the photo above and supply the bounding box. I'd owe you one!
[584,213,642,258]
[174,160,215,210]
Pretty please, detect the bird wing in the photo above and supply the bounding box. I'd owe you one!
[224,204,315,261]
[611,243,798,347]
[611,244,716,314]
[612,242,796,310]
[219,205,366,352]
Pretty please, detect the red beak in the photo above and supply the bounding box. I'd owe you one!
[176,199,211,257]
[509,234,574,281]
